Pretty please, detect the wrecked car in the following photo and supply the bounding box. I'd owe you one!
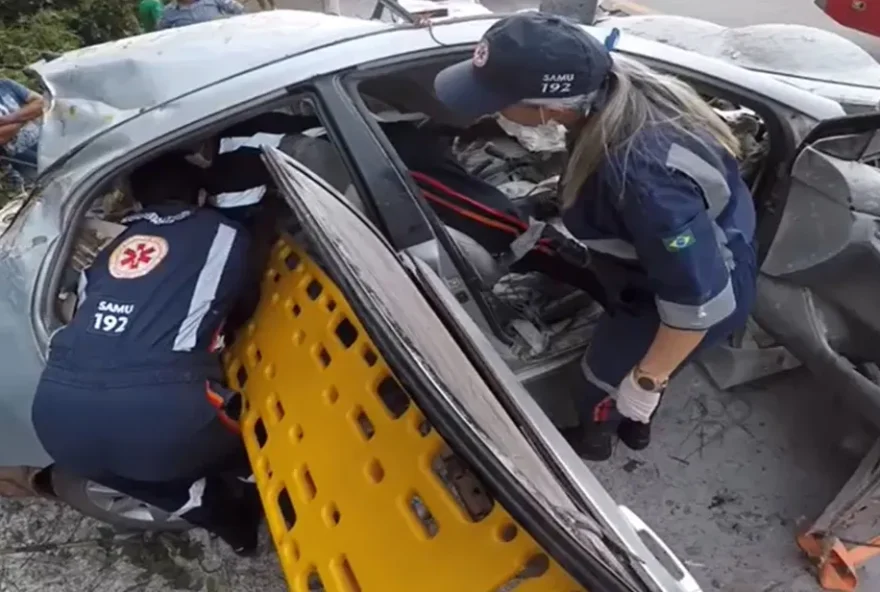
[2,7,880,592]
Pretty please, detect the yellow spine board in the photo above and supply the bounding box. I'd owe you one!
[225,236,585,592]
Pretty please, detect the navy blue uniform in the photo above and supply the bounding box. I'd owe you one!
[430,12,758,458]
[32,204,251,483]
[562,128,757,424]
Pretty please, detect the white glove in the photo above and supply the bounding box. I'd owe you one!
[614,371,662,424]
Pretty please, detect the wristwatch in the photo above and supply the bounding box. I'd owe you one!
[632,365,669,393]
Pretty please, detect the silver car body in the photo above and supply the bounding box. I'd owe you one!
[0,5,851,477]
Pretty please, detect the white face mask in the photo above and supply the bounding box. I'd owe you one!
[495,111,568,153]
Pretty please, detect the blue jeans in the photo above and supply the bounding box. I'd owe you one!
[1,146,38,191]
[576,244,757,427]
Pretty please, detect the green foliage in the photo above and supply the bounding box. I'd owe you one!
[0,12,82,84]
[0,0,140,84]
[65,0,142,46]
[0,0,140,200]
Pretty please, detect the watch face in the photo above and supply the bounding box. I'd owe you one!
[636,375,658,391]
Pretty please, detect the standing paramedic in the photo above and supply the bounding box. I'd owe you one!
[32,153,264,553]
[433,13,757,461]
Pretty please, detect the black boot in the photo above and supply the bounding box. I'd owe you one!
[617,418,651,451]
[194,477,263,556]
[560,422,613,461]
[224,487,263,557]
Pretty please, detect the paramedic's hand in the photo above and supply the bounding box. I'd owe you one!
[614,371,662,424]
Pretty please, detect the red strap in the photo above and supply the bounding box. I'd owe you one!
[412,171,530,230]
[419,188,555,256]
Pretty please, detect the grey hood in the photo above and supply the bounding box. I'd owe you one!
[601,15,880,112]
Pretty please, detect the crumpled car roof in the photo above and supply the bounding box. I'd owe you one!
[602,15,880,89]
[30,11,390,169]
[34,10,388,109]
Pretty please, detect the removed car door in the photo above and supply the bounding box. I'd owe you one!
[260,145,677,592]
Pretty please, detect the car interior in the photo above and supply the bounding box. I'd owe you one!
[355,54,773,190]
[51,51,777,392]
[349,55,776,369]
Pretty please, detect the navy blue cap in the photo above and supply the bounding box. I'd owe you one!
[434,13,613,118]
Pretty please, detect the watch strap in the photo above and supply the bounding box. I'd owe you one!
[633,366,669,392]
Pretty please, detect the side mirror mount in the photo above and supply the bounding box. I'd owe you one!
[861,130,880,162]
[797,112,880,162]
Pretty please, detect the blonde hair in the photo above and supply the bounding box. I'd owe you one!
[559,54,741,208]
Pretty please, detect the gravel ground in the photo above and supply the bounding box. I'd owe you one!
[2,366,875,592]
[0,500,285,592]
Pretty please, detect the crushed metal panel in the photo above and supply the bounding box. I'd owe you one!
[31,11,390,171]
[599,14,726,54]
[778,78,880,114]
[719,23,880,88]
[261,147,642,587]
[602,15,880,90]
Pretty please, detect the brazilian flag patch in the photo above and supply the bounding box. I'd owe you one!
[664,229,697,252]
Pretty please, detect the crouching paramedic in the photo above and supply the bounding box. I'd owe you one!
[433,13,758,461]
[32,153,263,553]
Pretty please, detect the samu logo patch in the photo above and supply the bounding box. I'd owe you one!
[663,229,696,252]
[108,235,169,279]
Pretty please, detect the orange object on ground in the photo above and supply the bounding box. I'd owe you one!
[798,532,880,591]
[797,437,880,591]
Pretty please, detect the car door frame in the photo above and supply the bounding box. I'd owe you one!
[761,110,880,278]
[314,73,517,346]
[260,146,673,592]
[30,79,437,350]
[307,76,438,253]
[795,110,880,156]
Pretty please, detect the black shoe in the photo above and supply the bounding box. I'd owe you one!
[216,486,263,556]
[230,539,259,558]
[617,419,651,451]
[560,424,613,461]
